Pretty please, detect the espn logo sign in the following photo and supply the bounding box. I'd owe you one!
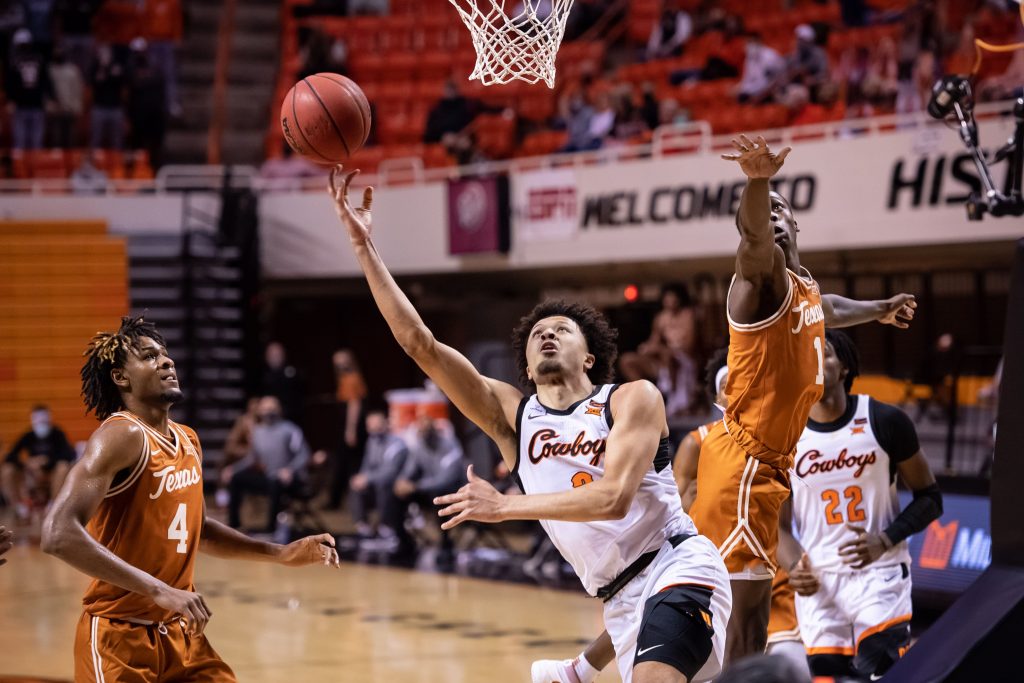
[919,520,958,569]
[527,187,576,221]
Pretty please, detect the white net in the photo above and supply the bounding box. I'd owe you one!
[448,0,575,88]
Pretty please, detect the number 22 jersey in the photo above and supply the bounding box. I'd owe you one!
[791,395,918,573]
[82,411,205,622]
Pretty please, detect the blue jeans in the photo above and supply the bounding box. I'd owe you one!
[90,107,125,150]
[12,109,46,150]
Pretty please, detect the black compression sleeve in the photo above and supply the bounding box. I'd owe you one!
[869,399,920,462]
[883,484,943,545]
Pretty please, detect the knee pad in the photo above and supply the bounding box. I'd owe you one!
[634,585,715,680]
[854,623,911,678]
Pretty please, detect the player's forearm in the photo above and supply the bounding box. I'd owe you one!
[822,294,885,328]
[777,527,806,571]
[352,239,435,358]
[498,481,632,522]
[736,177,772,243]
[200,517,283,562]
[41,517,168,599]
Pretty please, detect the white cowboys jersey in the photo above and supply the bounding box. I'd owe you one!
[791,395,914,573]
[514,383,695,596]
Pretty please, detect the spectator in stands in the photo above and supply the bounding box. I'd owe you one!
[216,397,260,507]
[6,29,50,150]
[326,348,367,510]
[621,283,701,417]
[261,341,303,423]
[441,130,488,166]
[348,407,408,539]
[89,42,126,150]
[895,49,936,115]
[391,414,466,568]
[140,0,182,117]
[0,3,26,58]
[68,152,107,193]
[558,91,595,152]
[55,0,101,76]
[611,86,649,143]
[839,0,870,28]
[46,45,83,147]
[658,97,690,126]
[563,0,611,42]
[297,27,347,80]
[126,37,167,167]
[222,396,311,532]
[784,82,841,127]
[645,0,692,61]
[785,24,830,101]
[735,32,785,103]
[978,41,1024,101]
[423,80,476,144]
[348,0,388,16]
[20,0,55,55]
[1,405,75,520]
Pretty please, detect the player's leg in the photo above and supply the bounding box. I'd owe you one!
[161,619,238,682]
[849,564,913,678]
[794,572,856,678]
[74,613,159,683]
[724,578,771,662]
[531,631,613,683]
[765,569,810,679]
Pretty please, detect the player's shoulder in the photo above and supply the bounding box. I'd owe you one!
[173,422,203,450]
[608,380,664,413]
[85,417,147,471]
[864,395,914,426]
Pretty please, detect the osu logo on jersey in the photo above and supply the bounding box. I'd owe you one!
[528,429,606,466]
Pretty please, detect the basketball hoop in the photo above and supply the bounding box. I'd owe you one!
[447,0,575,88]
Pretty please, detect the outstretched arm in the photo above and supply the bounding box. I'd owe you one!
[721,135,791,325]
[672,432,700,511]
[821,293,917,329]
[201,513,339,568]
[434,381,666,528]
[329,168,522,463]
[41,421,213,633]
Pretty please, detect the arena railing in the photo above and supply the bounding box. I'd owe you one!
[0,100,1013,194]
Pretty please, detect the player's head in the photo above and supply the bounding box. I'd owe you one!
[660,282,692,311]
[255,396,283,424]
[512,300,618,391]
[769,190,800,267]
[703,347,729,408]
[81,315,180,420]
[365,402,389,435]
[824,329,860,394]
[30,404,51,437]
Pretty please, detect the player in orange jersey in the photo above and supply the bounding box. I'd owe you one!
[687,135,917,663]
[41,315,340,682]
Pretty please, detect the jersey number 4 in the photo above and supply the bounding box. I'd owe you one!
[168,502,189,554]
[821,486,865,525]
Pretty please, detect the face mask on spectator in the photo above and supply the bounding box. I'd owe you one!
[258,411,281,424]
[32,414,51,438]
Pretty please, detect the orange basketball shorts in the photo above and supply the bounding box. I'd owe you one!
[767,567,801,645]
[688,421,790,579]
[75,612,236,682]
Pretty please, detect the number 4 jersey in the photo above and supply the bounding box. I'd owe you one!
[82,411,205,622]
[791,395,919,572]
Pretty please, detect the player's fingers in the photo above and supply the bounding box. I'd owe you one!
[756,135,768,148]
[892,320,909,329]
[361,186,373,211]
[777,146,793,162]
[440,511,470,531]
[845,523,867,534]
[433,491,463,506]
[730,138,748,152]
[328,165,338,196]
[313,533,336,547]
[325,547,340,567]
[437,501,467,518]
[721,153,742,161]
[738,133,754,148]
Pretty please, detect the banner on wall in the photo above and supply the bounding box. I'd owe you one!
[512,168,579,243]
[448,175,510,255]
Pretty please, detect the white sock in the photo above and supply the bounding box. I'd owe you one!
[572,652,601,683]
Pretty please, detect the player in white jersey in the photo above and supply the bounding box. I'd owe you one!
[330,167,731,683]
[780,330,942,680]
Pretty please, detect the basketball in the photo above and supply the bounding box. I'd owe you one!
[280,73,371,164]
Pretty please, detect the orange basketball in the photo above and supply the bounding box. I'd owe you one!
[280,73,371,163]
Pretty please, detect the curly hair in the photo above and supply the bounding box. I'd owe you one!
[703,347,729,405]
[510,300,619,391]
[81,315,167,420]
[825,329,860,394]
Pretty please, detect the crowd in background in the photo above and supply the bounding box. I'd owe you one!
[289,0,1024,165]
[0,0,183,169]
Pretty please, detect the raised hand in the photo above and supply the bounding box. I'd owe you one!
[152,584,212,635]
[278,533,340,568]
[878,294,917,329]
[434,465,506,531]
[721,134,791,179]
[328,165,374,246]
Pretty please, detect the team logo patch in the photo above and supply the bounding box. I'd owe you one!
[585,400,605,417]
[851,417,868,435]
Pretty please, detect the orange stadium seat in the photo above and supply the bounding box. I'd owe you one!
[473,113,516,159]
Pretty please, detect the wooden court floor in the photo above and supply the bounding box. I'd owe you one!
[0,545,620,682]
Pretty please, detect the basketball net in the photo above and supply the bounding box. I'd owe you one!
[448,0,575,88]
